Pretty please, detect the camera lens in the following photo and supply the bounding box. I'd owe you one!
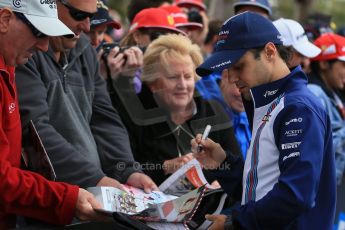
[101,43,119,58]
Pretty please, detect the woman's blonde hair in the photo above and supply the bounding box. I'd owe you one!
[141,34,203,84]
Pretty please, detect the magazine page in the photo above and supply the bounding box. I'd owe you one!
[88,185,205,223]
[146,222,186,230]
[87,186,177,215]
[159,159,213,196]
[122,184,177,204]
[134,185,205,223]
[21,120,56,181]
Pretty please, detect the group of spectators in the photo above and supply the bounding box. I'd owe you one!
[0,0,344,229]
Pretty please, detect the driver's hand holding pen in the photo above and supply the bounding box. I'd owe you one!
[191,125,227,169]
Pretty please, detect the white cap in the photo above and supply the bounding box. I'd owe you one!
[273,18,321,58]
[0,0,74,37]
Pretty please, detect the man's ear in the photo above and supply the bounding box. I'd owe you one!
[264,42,277,61]
[0,8,14,33]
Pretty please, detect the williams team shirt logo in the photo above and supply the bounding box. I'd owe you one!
[9,103,16,114]
[262,114,271,122]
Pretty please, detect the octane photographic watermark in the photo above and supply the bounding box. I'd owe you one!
[115,161,232,171]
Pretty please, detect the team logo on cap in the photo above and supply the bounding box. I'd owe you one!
[277,35,284,42]
[91,19,107,25]
[321,44,336,55]
[210,59,232,69]
[167,15,175,26]
[218,30,229,39]
[216,30,229,46]
[13,0,22,8]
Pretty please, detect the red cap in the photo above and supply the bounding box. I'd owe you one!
[312,33,345,62]
[160,5,203,31]
[174,0,206,11]
[129,8,185,35]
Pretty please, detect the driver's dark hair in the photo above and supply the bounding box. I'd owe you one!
[249,44,292,64]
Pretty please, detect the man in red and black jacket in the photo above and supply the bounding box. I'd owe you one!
[0,0,103,229]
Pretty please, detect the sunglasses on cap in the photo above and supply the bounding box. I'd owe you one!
[15,12,47,38]
[59,0,95,21]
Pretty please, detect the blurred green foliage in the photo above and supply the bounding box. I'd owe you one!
[313,0,345,28]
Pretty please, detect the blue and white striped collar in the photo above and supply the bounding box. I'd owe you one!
[250,65,307,108]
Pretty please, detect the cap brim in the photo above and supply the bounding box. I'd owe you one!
[25,14,74,38]
[293,41,321,58]
[176,22,203,30]
[196,49,247,77]
[106,21,121,29]
[138,26,187,36]
[338,56,345,62]
[177,2,206,11]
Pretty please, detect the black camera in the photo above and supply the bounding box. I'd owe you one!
[187,7,203,24]
[99,42,125,58]
[96,42,147,64]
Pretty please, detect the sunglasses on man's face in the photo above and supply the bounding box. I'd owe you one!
[15,12,47,38]
[59,0,95,21]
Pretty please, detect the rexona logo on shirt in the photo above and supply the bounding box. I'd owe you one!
[285,117,303,126]
[281,142,301,150]
[263,89,278,98]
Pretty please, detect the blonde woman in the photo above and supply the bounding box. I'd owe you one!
[124,34,241,184]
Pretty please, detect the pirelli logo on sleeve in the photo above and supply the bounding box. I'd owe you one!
[281,142,301,150]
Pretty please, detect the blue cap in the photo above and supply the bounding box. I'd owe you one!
[196,12,283,77]
[233,0,272,16]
